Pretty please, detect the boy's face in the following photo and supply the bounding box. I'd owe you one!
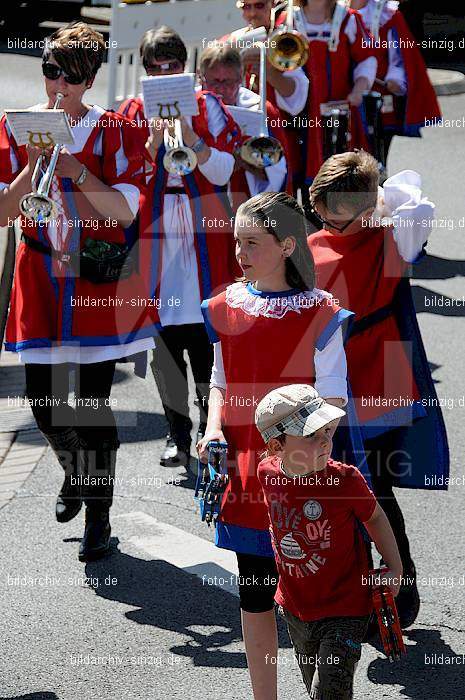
[313,201,374,237]
[272,420,339,473]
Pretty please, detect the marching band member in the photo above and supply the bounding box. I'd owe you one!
[351,0,441,160]
[290,0,378,184]
[120,27,240,468]
[308,151,449,629]
[199,44,292,209]
[220,1,309,194]
[0,22,158,561]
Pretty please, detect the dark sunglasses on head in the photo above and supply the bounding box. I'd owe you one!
[42,61,84,85]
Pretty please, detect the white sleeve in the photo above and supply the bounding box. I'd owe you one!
[382,170,435,263]
[210,342,226,390]
[385,28,407,94]
[345,14,377,88]
[244,156,287,195]
[275,68,309,116]
[198,147,235,186]
[353,56,377,87]
[112,183,140,218]
[196,94,236,186]
[314,326,348,404]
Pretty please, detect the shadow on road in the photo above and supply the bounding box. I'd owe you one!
[367,627,465,699]
[0,694,58,700]
[411,285,465,316]
[84,543,291,669]
[413,254,465,281]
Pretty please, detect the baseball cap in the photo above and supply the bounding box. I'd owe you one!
[255,384,345,442]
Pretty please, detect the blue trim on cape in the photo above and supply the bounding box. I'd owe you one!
[388,277,450,489]
[315,308,354,351]
[5,322,160,352]
[184,172,212,300]
[200,299,219,344]
[359,401,426,440]
[215,521,274,557]
[149,146,166,299]
[60,178,81,341]
[36,222,59,299]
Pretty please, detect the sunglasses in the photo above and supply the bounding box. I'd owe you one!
[42,61,84,85]
[202,75,241,90]
[145,59,184,75]
[237,2,268,10]
[309,203,368,232]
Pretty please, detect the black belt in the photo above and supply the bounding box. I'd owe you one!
[165,187,186,195]
[349,302,394,337]
[21,233,75,264]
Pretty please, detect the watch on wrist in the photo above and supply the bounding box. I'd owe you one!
[74,166,88,187]
[191,138,206,154]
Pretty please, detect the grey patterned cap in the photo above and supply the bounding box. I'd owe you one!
[255,384,345,442]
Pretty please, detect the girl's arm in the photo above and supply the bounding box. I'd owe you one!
[196,342,227,461]
[364,503,403,596]
[315,326,348,412]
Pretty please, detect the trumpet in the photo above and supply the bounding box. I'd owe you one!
[240,43,283,169]
[163,117,198,176]
[19,92,64,224]
[268,0,308,72]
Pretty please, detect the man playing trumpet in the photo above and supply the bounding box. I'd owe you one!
[199,44,292,210]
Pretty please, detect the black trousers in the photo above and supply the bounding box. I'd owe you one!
[150,323,213,450]
[25,361,119,508]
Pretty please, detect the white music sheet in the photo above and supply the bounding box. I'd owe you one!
[227,106,263,137]
[4,109,74,146]
[141,73,199,119]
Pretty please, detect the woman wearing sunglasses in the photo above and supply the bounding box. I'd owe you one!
[0,22,159,562]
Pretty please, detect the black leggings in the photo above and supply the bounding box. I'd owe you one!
[25,361,118,448]
[236,552,279,613]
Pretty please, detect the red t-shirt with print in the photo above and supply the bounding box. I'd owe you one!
[257,456,377,622]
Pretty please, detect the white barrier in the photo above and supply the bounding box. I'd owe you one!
[108,0,243,108]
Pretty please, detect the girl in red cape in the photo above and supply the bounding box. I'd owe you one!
[197,192,350,700]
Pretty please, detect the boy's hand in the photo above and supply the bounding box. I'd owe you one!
[196,430,227,463]
[378,568,403,597]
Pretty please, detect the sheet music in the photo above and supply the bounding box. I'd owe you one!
[227,106,263,138]
[4,109,74,146]
[141,73,199,119]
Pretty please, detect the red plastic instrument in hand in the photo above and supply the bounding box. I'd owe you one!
[369,567,406,662]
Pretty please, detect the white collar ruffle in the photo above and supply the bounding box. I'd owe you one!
[225,282,335,319]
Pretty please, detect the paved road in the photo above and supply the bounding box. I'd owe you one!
[0,52,465,700]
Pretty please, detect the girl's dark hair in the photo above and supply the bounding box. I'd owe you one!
[140,26,188,70]
[236,192,315,291]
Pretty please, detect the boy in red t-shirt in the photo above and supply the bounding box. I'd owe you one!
[255,384,402,699]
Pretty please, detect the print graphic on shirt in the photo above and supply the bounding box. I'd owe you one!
[270,500,331,578]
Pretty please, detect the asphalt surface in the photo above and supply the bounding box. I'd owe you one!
[0,50,465,700]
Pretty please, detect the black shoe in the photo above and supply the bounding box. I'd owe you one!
[78,509,111,562]
[397,563,420,629]
[160,436,190,467]
[56,475,82,523]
